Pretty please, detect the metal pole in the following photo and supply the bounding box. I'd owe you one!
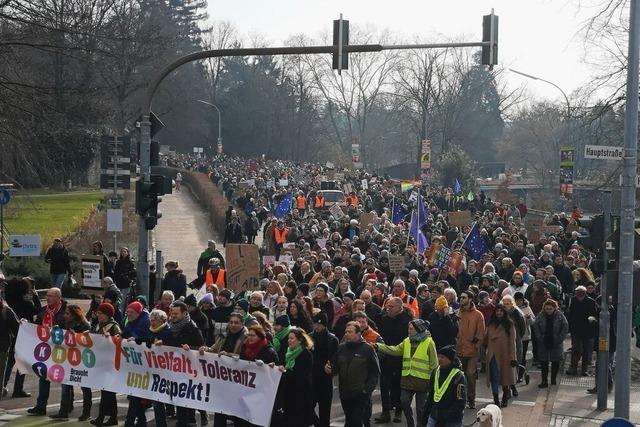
[615,0,640,418]
[597,191,611,410]
[113,137,118,253]
[137,116,151,300]
[155,250,162,303]
[0,203,3,256]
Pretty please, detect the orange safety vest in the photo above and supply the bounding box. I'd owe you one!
[314,195,325,208]
[205,268,226,288]
[296,196,306,210]
[274,227,288,245]
[347,195,358,207]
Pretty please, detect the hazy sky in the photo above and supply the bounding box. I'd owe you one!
[207,0,607,105]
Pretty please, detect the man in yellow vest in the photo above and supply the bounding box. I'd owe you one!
[205,258,226,288]
[376,319,437,427]
[424,345,467,427]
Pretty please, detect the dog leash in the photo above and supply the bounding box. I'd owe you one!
[463,420,478,427]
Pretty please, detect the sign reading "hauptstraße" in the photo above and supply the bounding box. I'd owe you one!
[584,145,624,160]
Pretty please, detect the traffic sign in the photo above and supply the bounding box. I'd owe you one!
[585,145,624,160]
[0,189,10,205]
[601,418,634,427]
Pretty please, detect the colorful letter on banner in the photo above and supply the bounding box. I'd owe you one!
[15,323,282,426]
[425,243,463,277]
[421,139,431,179]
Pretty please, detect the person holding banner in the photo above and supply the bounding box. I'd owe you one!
[273,328,314,427]
[28,287,67,416]
[90,302,121,426]
[49,305,93,421]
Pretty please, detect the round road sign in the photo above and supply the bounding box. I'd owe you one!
[0,189,10,206]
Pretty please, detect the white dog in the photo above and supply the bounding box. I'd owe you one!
[476,403,503,427]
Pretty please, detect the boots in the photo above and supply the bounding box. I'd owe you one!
[79,408,92,421]
[90,416,104,426]
[551,361,560,385]
[501,387,511,407]
[374,411,391,423]
[510,385,519,397]
[493,393,500,406]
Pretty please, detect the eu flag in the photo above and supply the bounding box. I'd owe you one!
[392,199,406,225]
[454,179,462,195]
[409,210,428,252]
[464,222,489,261]
[274,193,293,219]
[417,194,428,227]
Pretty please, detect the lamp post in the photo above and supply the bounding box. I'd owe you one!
[196,100,222,155]
[509,68,570,117]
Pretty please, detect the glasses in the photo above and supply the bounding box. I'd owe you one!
[246,333,258,337]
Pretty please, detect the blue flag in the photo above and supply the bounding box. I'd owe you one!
[409,210,429,252]
[417,194,428,227]
[463,222,489,261]
[454,179,462,195]
[274,193,292,219]
[392,199,406,225]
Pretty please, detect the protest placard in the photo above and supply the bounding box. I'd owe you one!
[448,211,472,228]
[329,204,344,219]
[388,255,405,273]
[360,212,376,230]
[81,255,104,290]
[225,244,260,293]
[15,324,281,426]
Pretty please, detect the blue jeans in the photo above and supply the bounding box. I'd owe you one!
[51,273,66,288]
[489,357,500,395]
[426,417,461,427]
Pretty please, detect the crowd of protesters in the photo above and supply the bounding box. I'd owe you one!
[0,153,624,427]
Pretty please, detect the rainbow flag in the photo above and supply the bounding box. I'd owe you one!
[400,181,420,192]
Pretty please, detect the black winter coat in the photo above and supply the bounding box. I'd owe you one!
[427,312,459,350]
[274,349,314,427]
[311,328,338,384]
[4,285,40,322]
[44,246,72,275]
[161,270,187,299]
[113,257,136,289]
[424,363,467,424]
[166,320,204,349]
[567,296,598,338]
[378,309,412,347]
[0,304,20,351]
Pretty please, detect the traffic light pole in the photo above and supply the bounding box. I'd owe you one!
[615,0,640,418]
[136,14,497,298]
[597,191,611,411]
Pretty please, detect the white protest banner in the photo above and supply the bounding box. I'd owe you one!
[329,204,344,219]
[246,179,256,187]
[15,323,281,426]
[278,179,289,187]
[9,234,41,257]
[266,180,275,189]
[361,179,369,190]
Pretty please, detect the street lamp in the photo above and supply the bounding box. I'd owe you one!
[509,68,570,117]
[196,100,222,155]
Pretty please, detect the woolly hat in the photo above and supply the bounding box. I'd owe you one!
[275,314,291,327]
[200,293,214,305]
[313,312,328,327]
[97,303,115,318]
[438,345,457,362]
[316,283,329,295]
[235,299,250,313]
[343,291,355,301]
[184,294,198,307]
[127,301,143,315]
[135,295,148,307]
[417,284,429,293]
[478,291,489,300]
[410,319,429,333]
[435,296,449,310]
[430,268,440,276]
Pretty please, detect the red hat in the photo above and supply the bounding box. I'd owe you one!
[97,303,115,318]
[127,301,143,314]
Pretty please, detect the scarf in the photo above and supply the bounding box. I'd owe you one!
[150,322,168,334]
[284,345,303,369]
[243,337,268,361]
[272,325,291,352]
[171,314,192,336]
[409,332,429,343]
[43,301,62,328]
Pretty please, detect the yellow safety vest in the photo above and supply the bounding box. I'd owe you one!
[433,367,461,402]
[401,337,435,379]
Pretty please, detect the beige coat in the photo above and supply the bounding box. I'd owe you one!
[484,323,517,387]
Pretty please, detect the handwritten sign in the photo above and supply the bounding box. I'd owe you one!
[329,204,345,220]
[81,255,104,290]
[360,212,376,230]
[388,255,405,273]
[448,211,472,228]
[225,244,260,293]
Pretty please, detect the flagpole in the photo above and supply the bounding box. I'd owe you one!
[392,196,396,223]
[406,210,414,249]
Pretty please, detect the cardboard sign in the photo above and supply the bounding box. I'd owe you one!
[360,212,376,230]
[388,255,405,273]
[344,183,354,194]
[329,204,345,220]
[448,211,472,228]
[262,255,276,267]
[225,244,260,293]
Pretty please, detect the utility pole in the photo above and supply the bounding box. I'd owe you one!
[597,191,611,411]
[615,0,640,418]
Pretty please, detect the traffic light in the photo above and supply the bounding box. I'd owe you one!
[135,175,172,230]
[482,11,499,68]
[332,16,349,73]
